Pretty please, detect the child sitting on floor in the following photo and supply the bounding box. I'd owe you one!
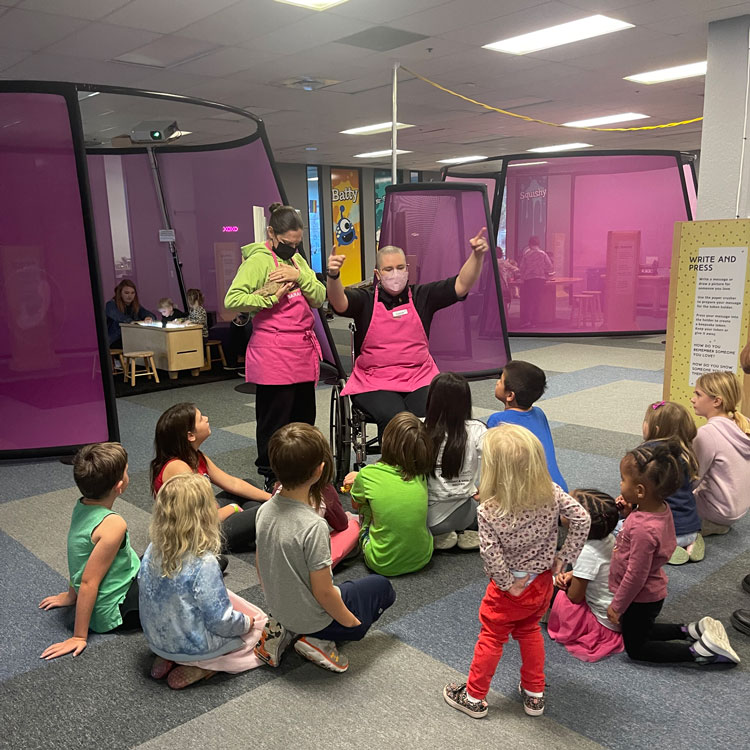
[691,371,750,536]
[351,412,434,576]
[487,360,567,491]
[641,400,703,564]
[39,442,140,660]
[186,288,209,338]
[443,424,590,719]
[139,474,267,689]
[608,440,740,667]
[423,372,486,551]
[157,297,186,325]
[253,423,395,673]
[548,489,623,662]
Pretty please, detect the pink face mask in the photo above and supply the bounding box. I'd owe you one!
[379,268,408,295]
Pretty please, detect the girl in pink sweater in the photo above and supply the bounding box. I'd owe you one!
[691,371,750,535]
[608,440,740,666]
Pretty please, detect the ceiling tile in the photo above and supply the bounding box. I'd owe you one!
[326,0,451,24]
[19,0,130,20]
[45,23,162,60]
[104,0,239,35]
[114,36,218,68]
[0,53,153,84]
[0,8,87,51]
[0,48,29,71]
[175,47,273,77]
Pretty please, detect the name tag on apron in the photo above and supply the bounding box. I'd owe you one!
[288,289,302,299]
[392,309,408,317]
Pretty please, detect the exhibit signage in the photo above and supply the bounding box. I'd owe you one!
[330,167,363,285]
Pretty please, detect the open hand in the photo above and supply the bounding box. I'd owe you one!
[268,265,300,284]
[39,590,76,610]
[469,227,489,255]
[40,636,87,660]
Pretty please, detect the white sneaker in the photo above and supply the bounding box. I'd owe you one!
[294,636,349,672]
[699,618,741,664]
[457,530,480,550]
[433,531,458,550]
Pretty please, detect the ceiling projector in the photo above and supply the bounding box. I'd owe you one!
[130,120,179,143]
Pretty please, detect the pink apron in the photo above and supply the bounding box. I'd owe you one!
[245,251,322,386]
[342,285,439,396]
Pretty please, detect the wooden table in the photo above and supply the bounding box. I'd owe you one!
[509,276,583,323]
[120,323,205,379]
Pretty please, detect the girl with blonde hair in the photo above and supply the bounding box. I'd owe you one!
[443,424,590,720]
[138,474,267,689]
[691,371,750,535]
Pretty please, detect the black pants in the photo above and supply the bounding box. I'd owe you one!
[352,385,429,437]
[255,381,316,477]
[520,278,546,326]
[113,577,141,632]
[621,599,692,663]
[219,499,262,551]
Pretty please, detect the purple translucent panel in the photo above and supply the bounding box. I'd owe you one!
[445,175,497,209]
[0,93,109,452]
[502,154,689,334]
[380,187,508,375]
[312,308,338,372]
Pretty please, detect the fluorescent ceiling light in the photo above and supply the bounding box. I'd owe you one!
[437,155,488,164]
[508,161,548,167]
[304,146,318,151]
[340,121,413,135]
[354,149,412,158]
[483,15,633,55]
[527,143,592,153]
[563,112,649,128]
[624,61,707,84]
[274,0,349,9]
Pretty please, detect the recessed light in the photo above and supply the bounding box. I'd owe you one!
[624,61,707,84]
[483,15,633,55]
[562,112,649,128]
[527,143,593,153]
[508,161,548,167]
[437,155,488,164]
[354,149,412,158]
[274,0,349,9]
[340,122,414,135]
[304,146,319,151]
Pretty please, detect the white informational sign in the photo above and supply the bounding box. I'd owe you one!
[158,229,175,242]
[689,246,748,383]
[253,206,266,243]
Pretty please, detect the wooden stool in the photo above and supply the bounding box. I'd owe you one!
[202,339,227,371]
[122,350,160,387]
[583,290,603,325]
[109,348,125,373]
[571,293,596,328]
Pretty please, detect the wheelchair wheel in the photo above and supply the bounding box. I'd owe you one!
[330,380,351,485]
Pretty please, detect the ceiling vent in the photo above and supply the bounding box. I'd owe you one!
[336,26,429,51]
[273,76,340,91]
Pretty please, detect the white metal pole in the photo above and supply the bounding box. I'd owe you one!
[391,62,400,183]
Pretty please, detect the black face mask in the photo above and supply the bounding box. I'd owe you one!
[274,241,299,261]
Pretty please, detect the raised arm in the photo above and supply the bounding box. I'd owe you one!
[455,227,490,297]
[326,250,349,313]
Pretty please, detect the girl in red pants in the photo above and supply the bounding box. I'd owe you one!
[443,424,590,719]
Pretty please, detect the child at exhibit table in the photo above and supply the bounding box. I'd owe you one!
[105,279,155,348]
[38,442,140,660]
[139,474,267,690]
[518,236,553,328]
[442,424,590,719]
[157,297,186,325]
[150,402,271,552]
[691,371,750,535]
[186,288,209,338]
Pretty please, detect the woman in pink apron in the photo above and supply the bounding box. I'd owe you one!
[326,230,489,436]
[224,203,326,490]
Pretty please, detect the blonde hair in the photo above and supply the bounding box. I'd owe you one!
[479,424,554,517]
[149,473,222,578]
[696,371,750,435]
[158,297,174,309]
[642,401,699,479]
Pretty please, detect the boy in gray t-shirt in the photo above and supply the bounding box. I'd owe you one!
[254,423,395,674]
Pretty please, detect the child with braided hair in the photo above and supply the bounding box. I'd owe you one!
[548,489,624,662]
[608,440,740,666]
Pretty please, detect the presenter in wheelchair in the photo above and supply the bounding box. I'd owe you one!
[326,227,489,437]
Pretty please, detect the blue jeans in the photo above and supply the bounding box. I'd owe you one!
[307,575,396,642]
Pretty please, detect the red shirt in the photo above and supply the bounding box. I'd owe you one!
[153,454,209,495]
[609,506,676,613]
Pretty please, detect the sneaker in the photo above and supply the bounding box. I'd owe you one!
[688,534,705,563]
[686,616,711,641]
[433,531,458,550]
[668,546,690,565]
[294,636,348,673]
[254,615,295,667]
[457,530,480,550]
[694,618,741,664]
[262,474,277,494]
[518,682,545,716]
[730,609,750,636]
[743,574,750,595]
[443,682,488,719]
[701,519,731,536]
[167,665,216,689]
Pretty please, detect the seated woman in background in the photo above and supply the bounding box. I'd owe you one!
[105,279,155,348]
[186,288,209,338]
[157,297,186,325]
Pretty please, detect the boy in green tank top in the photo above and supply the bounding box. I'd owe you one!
[39,442,140,659]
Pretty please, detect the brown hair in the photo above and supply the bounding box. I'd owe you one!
[73,442,128,500]
[268,203,303,236]
[268,423,332,511]
[380,412,433,482]
[150,403,202,494]
[158,297,174,309]
[642,401,699,479]
[696,371,750,434]
[113,279,140,316]
[186,288,204,307]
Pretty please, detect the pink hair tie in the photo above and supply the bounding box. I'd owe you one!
[651,400,666,410]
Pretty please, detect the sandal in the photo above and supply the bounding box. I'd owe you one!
[167,665,216,690]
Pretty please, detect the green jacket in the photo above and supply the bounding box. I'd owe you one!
[223,242,326,318]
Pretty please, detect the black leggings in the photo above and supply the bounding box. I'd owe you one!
[352,386,429,437]
[113,577,141,632]
[621,599,692,663]
[219,500,262,552]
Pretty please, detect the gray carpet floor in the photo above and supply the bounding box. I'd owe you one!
[2,334,748,750]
